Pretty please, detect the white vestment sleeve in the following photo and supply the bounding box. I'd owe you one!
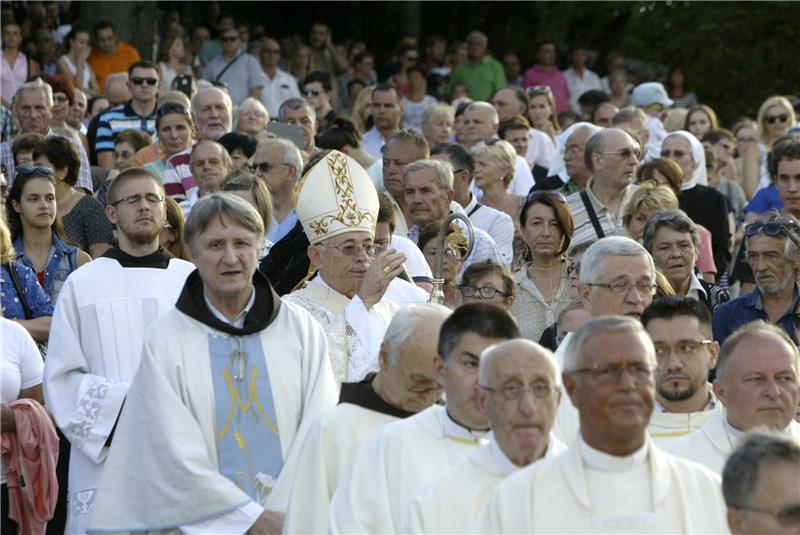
[181,501,263,535]
[344,295,389,365]
[282,415,331,534]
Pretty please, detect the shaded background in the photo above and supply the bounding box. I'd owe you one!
[66,1,798,125]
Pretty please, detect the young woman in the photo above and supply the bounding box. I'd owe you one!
[1,22,40,108]
[147,103,196,201]
[157,34,192,96]
[742,96,797,198]
[57,28,100,97]
[684,104,719,140]
[527,86,561,142]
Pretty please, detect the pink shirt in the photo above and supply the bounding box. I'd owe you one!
[695,224,716,275]
[1,52,29,104]
[522,65,570,114]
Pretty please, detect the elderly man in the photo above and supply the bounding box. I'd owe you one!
[612,106,650,156]
[258,37,300,117]
[405,339,566,533]
[329,303,520,533]
[641,296,721,446]
[362,83,404,158]
[404,159,506,270]
[459,102,534,196]
[522,41,570,113]
[180,139,232,214]
[723,433,800,535]
[44,168,195,534]
[192,86,233,141]
[669,321,800,473]
[448,31,506,102]
[492,87,556,173]
[279,97,317,155]
[90,193,338,534]
[283,303,450,533]
[479,316,728,533]
[566,127,640,249]
[533,122,601,194]
[285,150,427,384]
[631,81,672,161]
[252,138,303,245]
[0,78,93,191]
[203,26,265,105]
[714,214,800,344]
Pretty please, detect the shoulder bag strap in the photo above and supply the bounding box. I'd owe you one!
[7,262,33,319]
[215,52,245,83]
[580,190,605,240]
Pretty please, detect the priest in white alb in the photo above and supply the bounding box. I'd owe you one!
[43,168,195,535]
[328,303,521,533]
[669,320,800,473]
[89,193,338,534]
[283,303,450,534]
[284,150,428,384]
[640,295,721,446]
[404,339,566,533]
[477,316,728,533]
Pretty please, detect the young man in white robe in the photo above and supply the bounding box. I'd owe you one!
[404,339,567,533]
[283,303,450,534]
[669,320,800,473]
[284,150,428,385]
[328,302,520,534]
[89,193,338,534]
[43,168,195,535]
[478,316,728,534]
[640,295,721,446]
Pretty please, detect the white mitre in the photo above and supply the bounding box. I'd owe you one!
[296,150,379,244]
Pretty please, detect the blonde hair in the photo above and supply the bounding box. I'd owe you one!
[664,108,689,133]
[0,215,15,264]
[756,96,796,147]
[621,182,679,226]
[350,85,374,135]
[471,139,516,187]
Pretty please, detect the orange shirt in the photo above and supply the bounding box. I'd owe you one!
[89,41,141,92]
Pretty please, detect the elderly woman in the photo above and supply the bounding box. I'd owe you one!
[643,208,729,312]
[421,103,454,148]
[418,221,468,307]
[235,97,270,137]
[511,191,574,341]
[661,130,731,278]
[458,259,515,310]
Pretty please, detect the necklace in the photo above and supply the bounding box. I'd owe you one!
[228,337,248,383]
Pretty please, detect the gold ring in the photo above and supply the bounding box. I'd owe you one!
[383,266,392,274]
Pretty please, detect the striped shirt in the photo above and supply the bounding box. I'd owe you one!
[94,101,156,154]
[565,177,638,249]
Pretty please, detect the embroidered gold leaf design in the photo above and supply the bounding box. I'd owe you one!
[309,152,375,236]
[234,429,247,451]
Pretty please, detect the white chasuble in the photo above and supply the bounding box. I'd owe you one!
[477,435,728,533]
[43,257,194,534]
[647,405,718,448]
[329,405,485,534]
[89,299,338,532]
[403,434,566,534]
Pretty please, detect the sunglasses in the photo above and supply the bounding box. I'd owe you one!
[745,219,800,243]
[526,190,567,204]
[220,35,239,43]
[15,164,54,178]
[526,85,552,96]
[131,77,158,86]
[766,113,790,125]
[603,148,641,160]
[303,88,323,97]
[157,103,188,117]
[661,149,688,159]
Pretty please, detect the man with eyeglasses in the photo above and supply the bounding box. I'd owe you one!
[480,316,727,533]
[631,81,672,161]
[641,296,721,447]
[723,433,800,535]
[203,27,266,106]
[407,339,565,533]
[258,37,300,118]
[303,71,337,131]
[94,60,159,169]
[284,304,450,534]
[87,20,140,96]
[533,122,601,195]
[331,303,520,533]
[44,167,195,535]
[252,138,303,245]
[669,321,800,474]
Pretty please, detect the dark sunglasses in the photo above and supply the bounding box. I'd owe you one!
[766,113,790,125]
[303,88,323,97]
[526,190,567,204]
[157,103,188,117]
[15,164,54,178]
[131,77,158,86]
[745,219,800,243]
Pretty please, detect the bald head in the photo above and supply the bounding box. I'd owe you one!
[479,339,558,386]
[462,102,499,147]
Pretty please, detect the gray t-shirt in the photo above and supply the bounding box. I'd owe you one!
[203,52,267,105]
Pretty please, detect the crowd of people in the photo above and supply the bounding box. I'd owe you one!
[1,4,800,535]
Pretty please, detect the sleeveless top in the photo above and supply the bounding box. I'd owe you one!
[59,54,92,90]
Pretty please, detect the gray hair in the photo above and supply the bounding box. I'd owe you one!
[13,78,53,109]
[716,320,800,382]
[722,432,800,515]
[568,123,602,144]
[641,208,700,255]
[478,339,558,386]
[278,97,316,124]
[403,159,454,191]
[190,139,233,174]
[234,97,270,129]
[191,87,233,119]
[184,192,265,248]
[612,106,647,126]
[422,103,455,132]
[583,128,635,172]
[563,315,653,372]
[578,236,656,286]
[104,72,129,97]
[383,303,451,366]
[256,137,303,179]
[746,213,800,263]
[465,101,499,125]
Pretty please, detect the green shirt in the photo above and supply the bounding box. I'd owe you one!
[449,56,507,102]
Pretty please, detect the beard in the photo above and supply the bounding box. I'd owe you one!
[755,269,794,295]
[118,218,161,246]
[658,376,702,402]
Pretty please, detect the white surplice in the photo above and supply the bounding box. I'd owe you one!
[667,408,800,474]
[283,403,400,534]
[43,257,195,534]
[403,434,566,534]
[329,405,485,534]
[477,435,728,533]
[647,396,719,448]
[88,299,338,533]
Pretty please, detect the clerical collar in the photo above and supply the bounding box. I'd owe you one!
[723,418,748,446]
[654,385,717,413]
[443,409,489,443]
[102,245,173,269]
[203,287,255,329]
[338,373,417,419]
[489,434,521,476]
[176,269,280,336]
[578,434,648,472]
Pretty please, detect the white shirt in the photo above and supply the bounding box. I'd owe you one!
[463,194,515,266]
[259,67,301,118]
[525,128,557,170]
[563,66,603,115]
[362,127,387,159]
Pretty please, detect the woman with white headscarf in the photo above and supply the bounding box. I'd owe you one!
[660,130,731,278]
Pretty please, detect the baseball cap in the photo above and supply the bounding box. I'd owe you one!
[631,82,674,107]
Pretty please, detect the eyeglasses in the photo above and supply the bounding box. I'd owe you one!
[526,190,567,204]
[661,149,688,159]
[766,113,790,125]
[157,103,188,117]
[569,361,654,385]
[110,192,165,207]
[745,219,800,243]
[15,164,54,178]
[653,340,713,358]
[303,88,323,97]
[732,504,800,527]
[319,242,380,257]
[602,148,641,160]
[526,85,552,96]
[564,144,583,157]
[131,77,158,86]
[459,285,508,299]
[220,35,239,43]
[584,280,657,295]
[481,382,558,401]
[737,136,756,144]
[252,161,289,174]
[648,103,665,112]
